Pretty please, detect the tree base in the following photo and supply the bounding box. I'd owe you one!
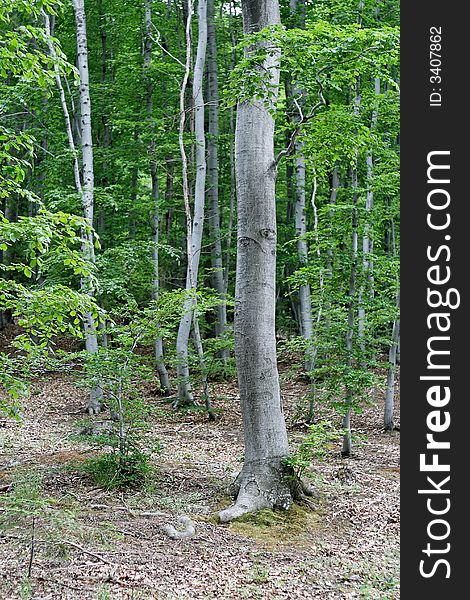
[87,402,101,416]
[218,460,316,523]
[87,386,103,415]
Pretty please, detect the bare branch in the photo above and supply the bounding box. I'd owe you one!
[272,78,326,168]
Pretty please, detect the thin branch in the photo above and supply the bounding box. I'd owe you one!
[150,25,186,68]
[27,517,35,578]
[273,78,326,168]
[60,540,113,565]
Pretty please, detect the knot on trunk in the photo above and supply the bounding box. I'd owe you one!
[259,228,275,240]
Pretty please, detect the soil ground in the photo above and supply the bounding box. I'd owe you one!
[0,364,400,599]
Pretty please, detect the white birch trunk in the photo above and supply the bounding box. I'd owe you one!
[72,0,103,414]
[46,7,101,413]
[175,0,208,405]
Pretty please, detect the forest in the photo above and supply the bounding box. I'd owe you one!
[1,0,400,597]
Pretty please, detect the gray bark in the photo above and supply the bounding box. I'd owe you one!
[293,144,313,370]
[342,165,359,457]
[192,313,215,419]
[342,78,362,455]
[207,0,228,362]
[73,0,103,414]
[46,7,102,413]
[219,0,294,523]
[384,293,399,431]
[358,77,380,356]
[223,20,237,296]
[144,0,171,395]
[326,164,339,278]
[175,0,208,406]
[288,0,313,375]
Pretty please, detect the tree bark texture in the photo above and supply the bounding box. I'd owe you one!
[144,0,171,394]
[219,0,294,523]
[207,0,229,362]
[175,0,208,405]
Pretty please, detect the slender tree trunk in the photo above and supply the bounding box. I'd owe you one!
[46,6,102,413]
[294,149,314,371]
[223,19,237,296]
[342,72,362,455]
[207,0,228,362]
[219,0,300,523]
[192,313,215,419]
[326,165,339,278]
[384,292,399,431]
[175,0,208,406]
[73,0,103,414]
[358,77,380,357]
[305,176,326,423]
[0,198,16,330]
[144,0,171,394]
[286,0,314,375]
[342,164,359,457]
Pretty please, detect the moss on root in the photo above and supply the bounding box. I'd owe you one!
[224,503,322,548]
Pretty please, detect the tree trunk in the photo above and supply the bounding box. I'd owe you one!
[207,0,228,362]
[342,74,362,455]
[342,166,359,457]
[192,313,215,420]
[175,0,208,406]
[0,198,16,330]
[326,164,339,278]
[291,142,314,353]
[384,292,399,431]
[358,77,380,358]
[144,0,171,395]
[219,0,296,523]
[283,0,313,376]
[223,18,237,297]
[46,6,102,413]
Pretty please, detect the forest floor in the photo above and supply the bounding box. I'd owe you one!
[0,357,400,600]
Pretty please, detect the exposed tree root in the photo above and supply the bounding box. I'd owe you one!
[162,516,196,540]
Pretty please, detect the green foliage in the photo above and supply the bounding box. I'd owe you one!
[0,469,77,541]
[81,448,153,490]
[1,0,400,475]
[284,421,344,478]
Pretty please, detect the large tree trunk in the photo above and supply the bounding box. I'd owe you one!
[175,0,208,406]
[144,0,171,395]
[219,0,295,523]
[207,0,228,362]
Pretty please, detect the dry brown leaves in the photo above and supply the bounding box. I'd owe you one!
[0,367,400,599]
